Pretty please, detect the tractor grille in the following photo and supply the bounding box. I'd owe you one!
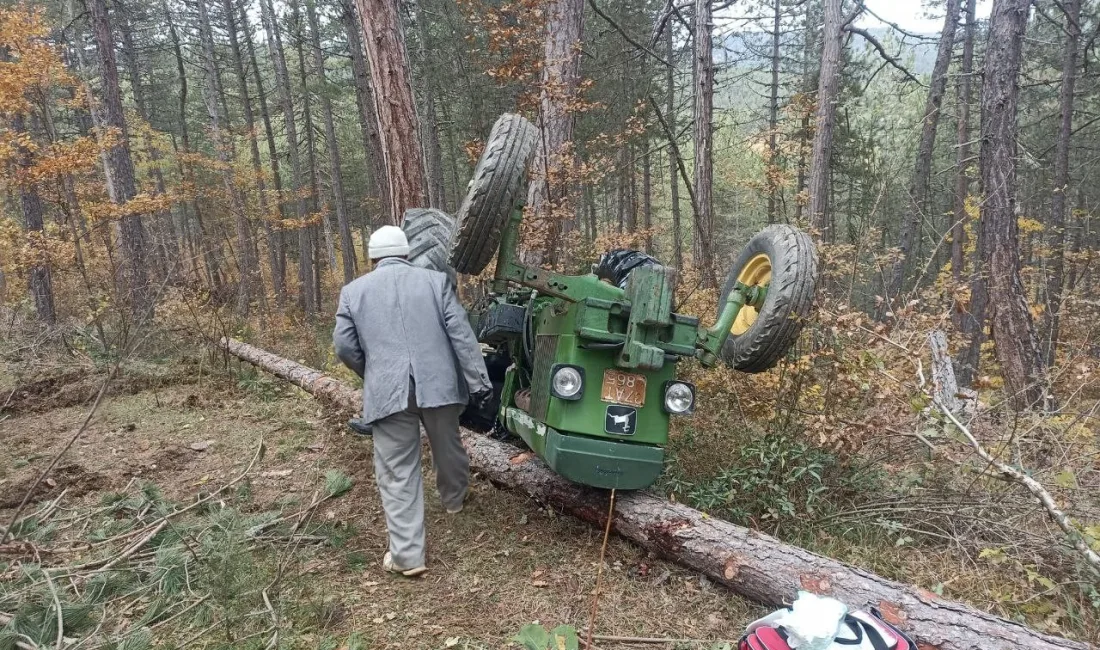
[529,335,559,420]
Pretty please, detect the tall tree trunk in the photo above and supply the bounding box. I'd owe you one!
[978,0,1049,410]
[306,0,357,284]
[766,0,781,224]
[223,0,283,309]
[88,0,151,318]
[692,0,716,285]
[526,0,584,265]
[342,0,391,227]
[414,0,447,209]
[643,144,653,254]
[355,0,427,221]
[12,113,56,325]
[291,0,330,306]
[952,0,978,340]
[1065,191,1085,292]
[167,13,222,295]
[885,0,961,306]
[666,25,683,271]
[807,0,842,240]
[585,183,597,243]
[1042,0,1080,366]
[118,4,177,277]
[260,0,316,315]
[627,145,638,233]
[240,2,287,303]
[196,0,255,317]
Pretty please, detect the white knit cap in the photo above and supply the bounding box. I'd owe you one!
[368,225,410,259]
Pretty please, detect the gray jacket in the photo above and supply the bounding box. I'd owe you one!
[333,258,490,423]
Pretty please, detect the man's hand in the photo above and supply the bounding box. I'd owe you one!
[471,389,494,411]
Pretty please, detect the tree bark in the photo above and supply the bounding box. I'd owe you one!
[978,0,1049,410]
[1065,191,1085,292]
[240,2,288,307]
[807,0,842,240]
[692,0,716,285]
[526,0,584,265]
[118,3,177,277]
[642,144,652,254]
[222,0,282,309]
[306,0,358,284]
[413,0,447,210]
[167,13,223,296]
[88,0,151,318]
[1042,0,1080,367]
[951,0,977,343]
[341,0,390,227]
[196,0,255,317]
[885,0,961,306]
[665,25,683,270]
[355,0,428,221]
[260,0,316,315]
[222,338,1089,650]
[766,0,781,224]
[12,113,56,325]
[291,0,329,307]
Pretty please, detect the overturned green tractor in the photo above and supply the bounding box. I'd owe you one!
[402,114,819,490]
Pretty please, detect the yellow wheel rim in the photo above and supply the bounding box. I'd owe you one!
[731,253,771,336]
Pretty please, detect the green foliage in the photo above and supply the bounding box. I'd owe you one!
[660,430,874,527]
[116,627,153,650]
[235,367,284,402]
[324,469,353,499]
[512,623,579,650]
[0,477,355,650]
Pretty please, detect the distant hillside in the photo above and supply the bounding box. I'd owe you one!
[717,27,939,76]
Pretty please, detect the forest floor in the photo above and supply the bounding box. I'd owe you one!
[0,352,764,649]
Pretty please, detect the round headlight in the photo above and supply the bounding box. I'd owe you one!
[552,366,583,399]
[664,382,694,414]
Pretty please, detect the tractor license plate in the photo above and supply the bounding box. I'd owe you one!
[601,370,646,407]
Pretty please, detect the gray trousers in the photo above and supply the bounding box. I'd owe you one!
[371,388,469,568]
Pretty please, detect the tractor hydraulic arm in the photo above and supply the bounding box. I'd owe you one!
[696,283,765,367]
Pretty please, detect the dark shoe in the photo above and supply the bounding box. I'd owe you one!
[347,418,373,436]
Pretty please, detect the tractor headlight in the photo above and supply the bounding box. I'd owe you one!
[550,365,584,400]
[663,381,695,414]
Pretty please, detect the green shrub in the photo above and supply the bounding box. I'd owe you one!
[659,430,875,530]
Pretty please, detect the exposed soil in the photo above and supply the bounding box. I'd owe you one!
[0,367,764,648]
[0,463,108,509]
[1,365,196,415]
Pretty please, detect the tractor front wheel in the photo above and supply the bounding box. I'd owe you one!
[450,113,538,275]
[718,225,818,373]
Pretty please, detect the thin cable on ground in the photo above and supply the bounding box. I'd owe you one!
[585,488,616,650]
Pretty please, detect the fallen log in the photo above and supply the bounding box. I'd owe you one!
[221,337,1088,650]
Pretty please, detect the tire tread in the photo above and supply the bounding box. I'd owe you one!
[718,225,818,373]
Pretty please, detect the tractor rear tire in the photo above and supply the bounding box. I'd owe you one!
[402,207,457,286]
[718,225,818,373]
[451,113,538,275]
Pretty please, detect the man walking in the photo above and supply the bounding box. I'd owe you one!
[334,225,491,576]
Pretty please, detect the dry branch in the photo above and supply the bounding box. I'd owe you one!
[221,337,1089,650]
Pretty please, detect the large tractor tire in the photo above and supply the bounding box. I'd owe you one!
[718,225,818,373]
[401,207,457,285]
[451,113,538,275]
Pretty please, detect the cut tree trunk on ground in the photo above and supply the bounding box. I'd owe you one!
[220,338,1088,650]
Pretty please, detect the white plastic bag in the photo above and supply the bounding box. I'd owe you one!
[746,591,847,649]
